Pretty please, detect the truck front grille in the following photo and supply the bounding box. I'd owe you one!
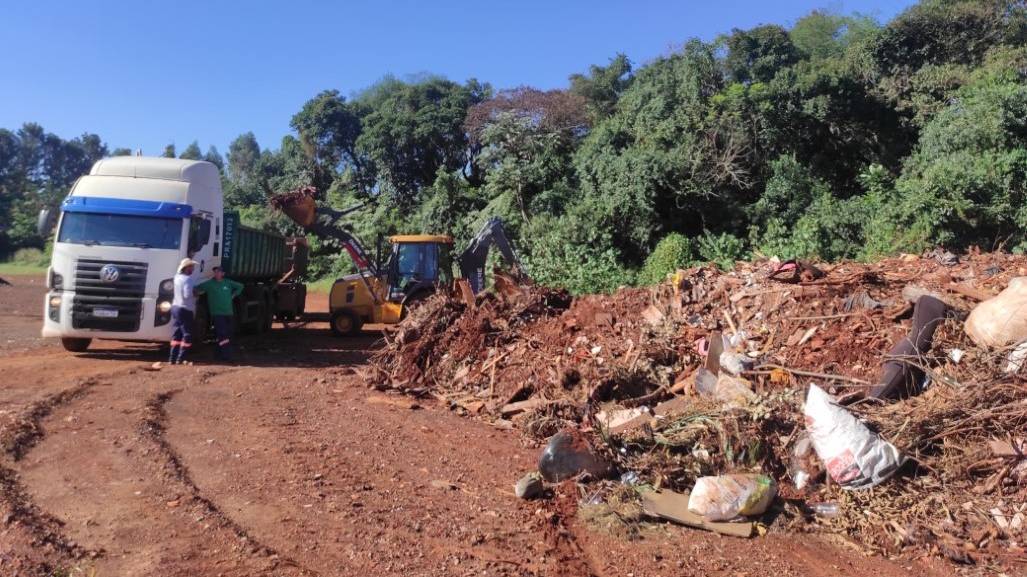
[74,259,148,297]
[71,259,148,332]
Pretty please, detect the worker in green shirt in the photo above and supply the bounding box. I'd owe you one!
[196,266,244,361]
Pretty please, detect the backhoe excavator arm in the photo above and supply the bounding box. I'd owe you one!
[270,189,382,305]
[458,217,523,293]
[298,218,377,277]
[270,190,377,277]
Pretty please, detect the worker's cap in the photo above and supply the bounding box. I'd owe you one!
[177,258,199,272]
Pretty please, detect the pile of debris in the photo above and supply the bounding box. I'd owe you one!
[367,252,1027,565]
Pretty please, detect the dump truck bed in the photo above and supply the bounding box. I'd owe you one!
[221,212,289,281]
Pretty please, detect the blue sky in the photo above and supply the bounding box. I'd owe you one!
[1,0,915,157]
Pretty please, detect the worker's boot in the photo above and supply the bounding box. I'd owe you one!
[168,345,179,365]
[176,345,190,365]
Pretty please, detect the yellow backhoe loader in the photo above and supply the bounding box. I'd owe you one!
[271,188,523,336]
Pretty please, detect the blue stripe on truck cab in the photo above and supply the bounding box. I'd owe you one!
[61,196,193,218]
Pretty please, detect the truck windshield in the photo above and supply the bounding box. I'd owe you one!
[57,213,183,249]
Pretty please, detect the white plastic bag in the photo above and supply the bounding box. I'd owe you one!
[804,384,905,489]
[687,474,776,521]
[965,277,1027,348]
[1005,341,1027,374]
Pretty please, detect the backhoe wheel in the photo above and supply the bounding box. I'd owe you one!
[330,310,363,337]
[399,288,433,321]
[61,337,91,352]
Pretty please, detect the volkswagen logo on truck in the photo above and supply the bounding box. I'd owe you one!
[99,264,121,283]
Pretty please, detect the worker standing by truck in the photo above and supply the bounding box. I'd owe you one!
[196,266,244,361]
[169,258,198,365]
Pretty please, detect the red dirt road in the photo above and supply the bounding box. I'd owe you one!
[0,275,952,576]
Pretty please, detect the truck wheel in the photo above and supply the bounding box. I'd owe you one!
[330,310,362,337]
[194,306,210,344]
[233,299,250,334]
[61,337,91,352]
[261,293,274,332]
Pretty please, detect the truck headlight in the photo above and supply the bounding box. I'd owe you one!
[156,279,174,327]
[48,295,61,322]
[49,270,63,290]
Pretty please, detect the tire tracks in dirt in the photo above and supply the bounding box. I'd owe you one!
[2,377,101,461]
[140,388,319,577]
[542,486,601,577]
[7,365,307,576]
[0,377,104,574]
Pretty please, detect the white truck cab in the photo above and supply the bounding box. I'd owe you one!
[43,157,223,351]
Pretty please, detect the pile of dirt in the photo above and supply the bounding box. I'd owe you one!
[368,252,1027,565]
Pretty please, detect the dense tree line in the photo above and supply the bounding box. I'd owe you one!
[3,0,1027,292]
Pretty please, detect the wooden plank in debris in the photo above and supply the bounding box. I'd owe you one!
[611,395,695,435]
[705,331,723,373]
[366,394,421,410]
[946,282,996,302]
[499,398,552,417]
[454,397,486,414]
[989,438,1026,457]
[641,490,755,538]
[457,279,476,308]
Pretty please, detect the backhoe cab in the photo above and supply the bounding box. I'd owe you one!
[327,234,456,336]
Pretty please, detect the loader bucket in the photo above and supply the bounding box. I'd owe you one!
[282,196,317,227]
[270,186,319,228]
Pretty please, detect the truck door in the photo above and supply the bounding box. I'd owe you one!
[187,214,214,274]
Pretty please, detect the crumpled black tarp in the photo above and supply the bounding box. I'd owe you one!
[869,295,948,400]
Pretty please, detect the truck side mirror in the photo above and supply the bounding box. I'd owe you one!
[36,208,54,238]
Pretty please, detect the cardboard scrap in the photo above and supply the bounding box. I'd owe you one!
[641,489,755,538]
[642,305,666,326]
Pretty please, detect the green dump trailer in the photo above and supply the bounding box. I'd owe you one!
[213,212,307,332]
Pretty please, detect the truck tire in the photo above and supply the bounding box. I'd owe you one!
[330,310,362,337]
[234,297,249,334]
[61,337,91,352]
[194,306,210,344]
[261,292,274,332]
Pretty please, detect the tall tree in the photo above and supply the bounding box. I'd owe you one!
[720,24,801,84]
[290,90,362,193]
[203,145,224,170]
[349,76,490,204]
[789,10,878,60]
[569,54,633,120]
[227,132,261,182]
[179,140,202,160]
[161,143,176,158]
